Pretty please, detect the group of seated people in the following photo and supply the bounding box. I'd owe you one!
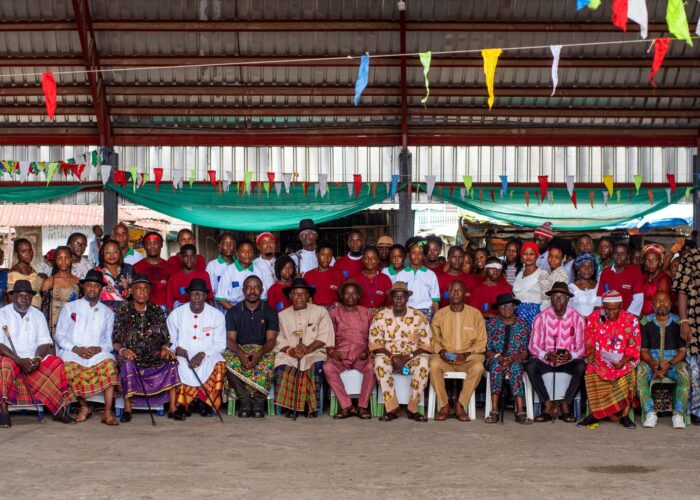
[0,218,698,431]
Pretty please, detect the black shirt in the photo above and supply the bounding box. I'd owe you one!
[641,319,686,351]
[225,301,279,346]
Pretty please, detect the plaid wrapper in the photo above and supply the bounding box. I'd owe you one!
[274,365,320,412]
[64,358,119,399]
[0,355,70,414]
[176,361,226,410]
[586,370,637,421]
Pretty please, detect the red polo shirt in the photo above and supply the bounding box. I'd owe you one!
[351,271,393,309]
[468,281,513,315]
[167,254,206,273]
[334,255,364,280]
[437,271,478,308]
[305,268,344,307]
[133,259,174,307]
[597,264,644,310]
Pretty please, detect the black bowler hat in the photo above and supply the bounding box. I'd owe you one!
[492,292,521,309]
[545,282,574,298]
[297,219,319,235]
[185,278,210,295]
[80,269,105,286]
[9,280,36,296]
[283,277,316,298]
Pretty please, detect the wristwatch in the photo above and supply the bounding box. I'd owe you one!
[408,352,415,360]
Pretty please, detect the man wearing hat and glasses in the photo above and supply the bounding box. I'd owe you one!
[324,279,375,419]
[370,281,432,422]
[275,277,333,417]
[0,280,75,427]
[167,278,227,418]
[430,280,486,422]
[485,292,532,424]
[291,219,334,275]
[525,282,586,423]
[578,289,641,429]
[55,269,120,425]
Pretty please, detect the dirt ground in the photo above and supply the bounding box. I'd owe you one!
[1,408,697,500]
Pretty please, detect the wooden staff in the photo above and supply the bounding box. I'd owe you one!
[2,325,44,423]
[292,336,303,421]
[185,353,224,423]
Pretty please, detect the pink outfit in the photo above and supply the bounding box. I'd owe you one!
[529,306,586,365]
[324,305,376,409]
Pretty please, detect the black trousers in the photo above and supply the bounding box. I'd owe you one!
[524,358,586,406]
[229,373,266,402]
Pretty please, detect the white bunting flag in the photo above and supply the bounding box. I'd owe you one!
[274,182,282,197]
[696,1,700,37]
[314,184,320,198]
[100,165,112,186]
[628,0,649,39]
[347,183,354,197]
[460,188,466,201]
[603,191,609,207]
[425,175,436,201]
[666,187,672,203]
[566,175,575,197]
[19,161,31,183]
[223,172,232,192]
[172,168,184,190]
[318,173,328,197]
[282,172,292,194]
[550,45,562,96]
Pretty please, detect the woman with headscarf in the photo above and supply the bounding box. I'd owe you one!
[568,252,600,318]
[512,242,549,326]
[642,243,671,318]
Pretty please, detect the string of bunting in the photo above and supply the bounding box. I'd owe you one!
[8,1,696,120]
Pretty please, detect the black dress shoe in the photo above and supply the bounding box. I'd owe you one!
[691,415,700,426]
[199,405,213,417]
[168,409,186,421]
[619,416,636,429]
[237,399,252,418]
[0,412,11,428]
[251,400,265,418]
[577,415,599,427]
[53,410,76,424]
[120,411,132,423]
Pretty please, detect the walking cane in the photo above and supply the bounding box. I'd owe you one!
[291,336,303,421]
[551,356,557,424]
[185,354,224,423]
[499,324,512,425]
[2,325,44,423]
[132,361,156,427]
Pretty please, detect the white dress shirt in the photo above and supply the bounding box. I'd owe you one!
[167,303,226,387]
[205,255,232,295]
[55,298,115,367]
[216,259,256,307]
[0,303,52,358]
[394,266,440,309]
[253,256,276,300]
[292,248,335,275]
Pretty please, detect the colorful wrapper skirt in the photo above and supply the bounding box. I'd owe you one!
[274,364,322,412]
[119,359,181,407]
[64,359,119,400]
[223,344,274,398]
[585,370,637,421]
[0,355,69,414]
[516,302,540,326]
[176,361,226,410]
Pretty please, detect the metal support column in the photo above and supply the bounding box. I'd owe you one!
[397,149,413,246]
[103,149,118,237]
[693,153,700,236]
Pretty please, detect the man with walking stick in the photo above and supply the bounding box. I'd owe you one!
[167,278,227,419]
[275,278,334,418]
[0,280,75,427]
[113,274,182,423]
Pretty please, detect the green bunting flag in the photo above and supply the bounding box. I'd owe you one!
[666,0,693,46]
[419,51,431,104]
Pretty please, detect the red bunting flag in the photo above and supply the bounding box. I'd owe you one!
[257,181,262,199]
[667,173,677,193]
[648,189,654,205]
[649,38,671,88]
[353,174,362,199]
[59,162,71,177]
[69,163,86,180]
[525,191,530,206]
[490,189,495,202]
[113,170,127,188]
[479,189,483,204]
[537,175,548,202]
[611,0,628,31]
[449,186,454,198]
[267,172,275,185]
[41,71,57,120]
[589,191,595,208]
[371,182,377,197]
[571,191,578,209]
[238,181,245,195]
[153,168,164,191]
[207,170,217,188]
[302,181,310,197]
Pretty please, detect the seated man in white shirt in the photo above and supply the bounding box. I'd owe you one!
[56,269,119,425]
[168,278,227,418]
[0,280,75,427]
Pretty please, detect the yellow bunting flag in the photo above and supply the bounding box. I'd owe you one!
[602,175,614,196]
[244,170,253,195]
[666,0,693,46]
[419,51,431,104]
[462,175,473,195]
[481,48,502,109]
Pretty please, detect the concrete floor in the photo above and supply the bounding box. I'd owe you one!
[1,409,696,499]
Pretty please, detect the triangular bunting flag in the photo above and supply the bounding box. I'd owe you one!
[667,173,677,193]
[347,183,354,198]
[649,38,671,88]
[665,187,672,203]
[538,175,548,201]
[603,191,609,207]
[617,190,621,203]
[685,186,692,202]
[419,51,431,104]
[589,191,595,208]
[19,161,31,183]
[188,169,196,188]
[612,0,629,32]
[223,172,232,193]
[499,175,508,196]
[41,71,57,121]
[481,48,502,109]
[127,166,139,192]
[566,175,575,197]
[634,174,643,194]
[571,191,578,209]
[425,175,436,200]
[275,182,282,197]
[244,171,253,195]
[113,169,127,188]
[153,168,164,191]
[602,175,614,196]
[524,191,530,207]
[372,182,377,198]
[353,54,370,106]
[100,165,112,186]
[648,189,654,205]
[318,173,328,197]
[490,189,495,202]
[462,175,473,195]
[302,182,310,197]
[390,174,400,201]
[549,45,562,96]
[172,168,183,190]
[314,184,320,198]
[627,0,648,38]
[207,170,217,189]
[460,188,466,201]
[666,0,693,46]
[282,173,292,194]
[353,174,362,199]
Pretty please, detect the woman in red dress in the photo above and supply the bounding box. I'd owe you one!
[641,243,671,317]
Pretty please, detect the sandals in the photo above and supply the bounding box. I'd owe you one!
[379,411,399,422]
[485,411,500,424]
[406,411,427,422]
[559,412,576,423]
[534,412,553,423]
[515,412,533,425]
[101,413,119,426]
[357,407,372,420]
[333,407,353,419]
[74,406,92,423]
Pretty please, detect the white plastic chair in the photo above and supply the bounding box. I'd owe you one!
[8,404,45,419]
[427,372,477,420]
[529,372,582,419]
[484,371,535,421]
[114,395,166,417]
[329,369,377,417]
[375,373,425,416]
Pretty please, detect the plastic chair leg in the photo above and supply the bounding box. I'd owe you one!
[267,399,275,416]
[227,399,234,416]
[329,394,338,417]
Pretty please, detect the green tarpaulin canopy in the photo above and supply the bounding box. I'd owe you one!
[0,184,99,203]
